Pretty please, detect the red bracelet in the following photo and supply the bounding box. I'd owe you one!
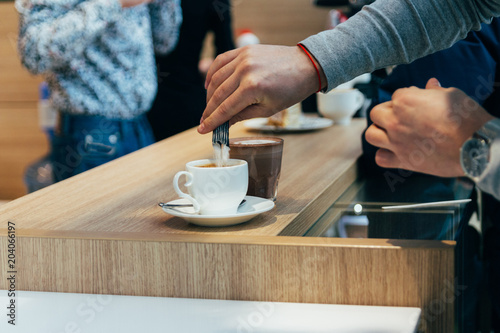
[297,43,322,93]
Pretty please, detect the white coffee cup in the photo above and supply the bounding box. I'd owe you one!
[334,73,371,90]
[173,159,248,215]
[317,88,365,125]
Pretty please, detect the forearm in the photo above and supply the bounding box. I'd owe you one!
[17,0,122,74]
[302,0,500,91]
[149,0,182,55]
[477,137,500,200]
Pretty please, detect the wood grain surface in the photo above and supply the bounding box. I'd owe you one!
[0,102,48,199]
[0,3,46,199]
[0,2,455,329]
[0,119,455,331]
[0,119,365,237]
[0,3,42,102]
[0,234,453,332]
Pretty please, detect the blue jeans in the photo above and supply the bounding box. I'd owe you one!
[51,113,154,182]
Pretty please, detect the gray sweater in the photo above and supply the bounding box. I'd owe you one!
[301,0,500,91]
[301,0,500,198]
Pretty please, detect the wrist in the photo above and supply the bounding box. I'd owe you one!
[296,44,327,93]
[460,118,500,181]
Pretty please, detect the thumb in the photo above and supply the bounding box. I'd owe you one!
[425,77,441,89]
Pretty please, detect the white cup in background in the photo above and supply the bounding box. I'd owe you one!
[334,73,371,90]
[317,88,365,125]
[173,159,248,215]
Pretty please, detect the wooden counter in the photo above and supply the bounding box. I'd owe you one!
[0,118,364,237]
[0,119,454,332]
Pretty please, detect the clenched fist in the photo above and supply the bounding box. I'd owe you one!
[365,78,494,177]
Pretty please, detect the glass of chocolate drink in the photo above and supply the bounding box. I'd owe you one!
[229,137,284,202]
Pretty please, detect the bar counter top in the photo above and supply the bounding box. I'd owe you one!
[0,118,366,239]
[0,118,455,332]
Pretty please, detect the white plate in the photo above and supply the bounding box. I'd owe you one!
[161,195,275,227]
[244,116,333,132]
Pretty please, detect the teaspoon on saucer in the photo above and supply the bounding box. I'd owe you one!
[158,199,246,209]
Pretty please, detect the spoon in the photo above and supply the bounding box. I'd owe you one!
[158,199,247,209]
[381,198,471,210]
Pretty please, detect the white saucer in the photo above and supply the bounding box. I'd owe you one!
[244,116,333,132]
[161,195,275,227]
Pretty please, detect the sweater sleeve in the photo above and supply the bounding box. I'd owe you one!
[148,0,182,55]
[16,0,122,74]
[301,0,500,91]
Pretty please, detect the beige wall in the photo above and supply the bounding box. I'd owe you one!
[0,2,46,200]
[232,0,332,46]
[0,0,335,200]
[202,0,334,58]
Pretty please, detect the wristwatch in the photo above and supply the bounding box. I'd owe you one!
[460,119,500,181]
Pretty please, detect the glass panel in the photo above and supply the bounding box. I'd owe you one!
[304,175,475,241]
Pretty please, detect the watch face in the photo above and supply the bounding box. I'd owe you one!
[461,139,489,178]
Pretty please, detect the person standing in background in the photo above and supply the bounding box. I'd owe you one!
[148,0,234,141]
[197,0,500,132]
[197,0,500,200]
[16,0,182,181]
[361,19,500,331]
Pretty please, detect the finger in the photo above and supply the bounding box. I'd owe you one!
[375,148,403,169]
[369,101,392,128]
[200,69,241,125]
[365,124,392,150]
[206,58,238,104]
[205,49,240,89]
[425,77,441,89]
[198,86,258,134]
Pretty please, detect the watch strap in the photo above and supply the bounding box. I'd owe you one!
[477,118,500,142]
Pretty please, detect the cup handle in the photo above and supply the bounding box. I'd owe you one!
[354,90,365,110]
[173,171,201,213]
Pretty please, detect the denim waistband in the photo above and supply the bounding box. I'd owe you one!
[51,112,154,182]
[57,113,150,136]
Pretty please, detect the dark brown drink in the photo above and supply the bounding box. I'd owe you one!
[229,137,284,201]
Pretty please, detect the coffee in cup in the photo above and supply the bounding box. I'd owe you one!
[173,159,248,215]
[229,137,283,202]
[197,163,233,168]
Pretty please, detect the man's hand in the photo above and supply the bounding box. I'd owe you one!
[198,44,326,134]
[120,0,152,8]
[365,78,494,177]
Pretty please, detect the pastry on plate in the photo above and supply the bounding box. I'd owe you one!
[266,103,302,127]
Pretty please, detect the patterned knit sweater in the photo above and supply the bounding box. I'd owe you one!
[16,0,182,119]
